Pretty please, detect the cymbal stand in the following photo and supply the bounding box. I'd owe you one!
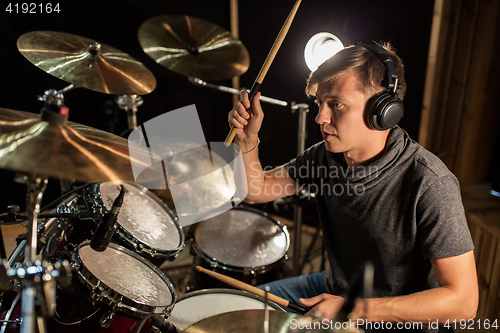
[37,84,76,105]
[37,85,76,195]
[14,174,47,333]
[290,102,309,276]
[263,286,270,333]
[188,77,288,107]
[6,93,72,333]
[116,95,143,129]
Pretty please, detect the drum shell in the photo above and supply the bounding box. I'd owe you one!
[0,293,155,333]
[69,241,176,318]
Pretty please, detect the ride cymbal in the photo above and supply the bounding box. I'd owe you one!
[17,31,157,95]
[0,108,160,183]
[138,15,250,81]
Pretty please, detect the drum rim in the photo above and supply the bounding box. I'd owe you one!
[192,206,290,273]
[175,288,285,312]
[97,182,185,259]
[73,240,177,317]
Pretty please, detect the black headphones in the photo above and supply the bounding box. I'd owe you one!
[358,43,404,131]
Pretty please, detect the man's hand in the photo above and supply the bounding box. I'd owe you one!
[300,294,346,318]
[228,90,264,149]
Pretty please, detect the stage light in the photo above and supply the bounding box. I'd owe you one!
[304,32,344,72]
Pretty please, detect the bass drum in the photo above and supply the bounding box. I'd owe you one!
[191,207,290,289]
[168,289,284,331]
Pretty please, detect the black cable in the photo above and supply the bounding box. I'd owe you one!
[134,314,179,333]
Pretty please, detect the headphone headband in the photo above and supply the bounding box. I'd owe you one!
[358,43,402,92]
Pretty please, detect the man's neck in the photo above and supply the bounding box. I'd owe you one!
[344,130,392,171]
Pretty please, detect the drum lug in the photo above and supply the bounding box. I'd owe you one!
[99,310,115,328]
[148,326,161,333]
[166,253,179,261]
[89,284,102,302]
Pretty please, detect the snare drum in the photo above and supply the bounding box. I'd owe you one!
[96,183,184,263]
[191,207,289,289]
[168,289,284,331]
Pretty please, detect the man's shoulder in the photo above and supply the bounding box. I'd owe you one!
[294,141,328,163]
[411,142,455,179]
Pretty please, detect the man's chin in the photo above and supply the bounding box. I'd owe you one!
[324,140,343,153]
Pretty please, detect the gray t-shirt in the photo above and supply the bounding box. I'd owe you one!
[285,126,473,300]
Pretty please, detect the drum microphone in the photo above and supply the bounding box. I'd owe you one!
[90,185,125,252]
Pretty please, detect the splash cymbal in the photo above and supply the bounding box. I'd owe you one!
[138,15,250,81]
[17,31,157,95]
[0,108,160,183]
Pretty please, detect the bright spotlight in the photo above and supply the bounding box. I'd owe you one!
[304,32,344,71]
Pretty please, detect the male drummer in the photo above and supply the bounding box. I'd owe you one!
[228,42,478,331]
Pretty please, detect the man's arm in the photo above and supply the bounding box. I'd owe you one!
[301,250,478,323]
[230,90,300,203]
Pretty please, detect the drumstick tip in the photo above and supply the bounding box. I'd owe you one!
[195,265,203,272]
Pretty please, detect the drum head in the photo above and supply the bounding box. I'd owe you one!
[99,183,181,251]
[194,208,289,268]
[78,242,174,307]
[168,289,283,331]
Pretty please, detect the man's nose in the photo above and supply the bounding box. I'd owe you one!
[315,105,331,125]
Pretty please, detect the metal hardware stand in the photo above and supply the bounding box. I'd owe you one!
[290,102,309,276]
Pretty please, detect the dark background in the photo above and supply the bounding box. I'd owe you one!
[0,0,434,211]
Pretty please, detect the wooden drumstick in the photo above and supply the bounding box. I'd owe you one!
[195,266,309,314]
[224,0,302,146]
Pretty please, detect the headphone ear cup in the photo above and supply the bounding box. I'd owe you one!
[365,92,404,131]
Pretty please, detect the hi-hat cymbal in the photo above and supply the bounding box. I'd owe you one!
[180,309,359,332]
[138,15,250,81]
[0,108,160,183]
[17,31,157,95]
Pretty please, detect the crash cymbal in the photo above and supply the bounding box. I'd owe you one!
[0,108,161,183]
[138,15,250,81]
[17,31,157,95]
[180,309,359,332]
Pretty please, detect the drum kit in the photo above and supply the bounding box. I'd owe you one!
[0,11,353,333]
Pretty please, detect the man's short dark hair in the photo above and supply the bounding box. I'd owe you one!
[305,42,407,101]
